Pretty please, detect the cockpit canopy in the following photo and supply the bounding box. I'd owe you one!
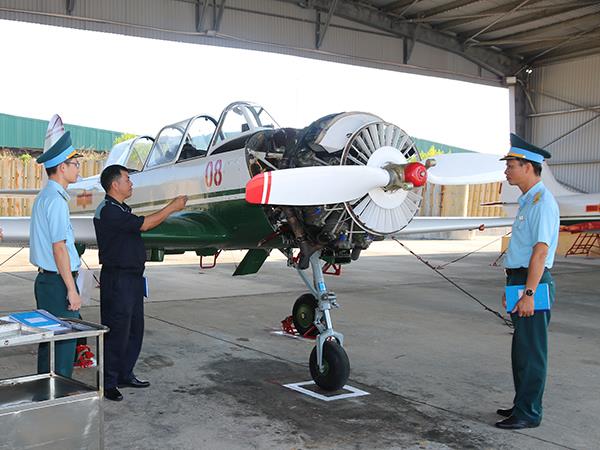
[144,102,278,170]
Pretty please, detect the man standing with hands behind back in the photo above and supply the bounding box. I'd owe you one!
[94,164,187,401]
[495,133,559,430]
[30,115,82,378]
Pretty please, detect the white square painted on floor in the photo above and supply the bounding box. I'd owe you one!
[283,381,369,402]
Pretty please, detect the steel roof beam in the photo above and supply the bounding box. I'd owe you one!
[381,0,418,14]
[316,0,339,49]
[513,30,600,65]
[437,0,545,31]
[472,1,600,37]
[403,0,480,20]
[481,10,600,43]
[464,0,532,44]
[278,0,519,76]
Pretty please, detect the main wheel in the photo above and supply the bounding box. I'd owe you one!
[292,293,318,335]
[309,340,350,391]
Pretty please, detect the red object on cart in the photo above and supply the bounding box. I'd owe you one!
[74,344,96,369]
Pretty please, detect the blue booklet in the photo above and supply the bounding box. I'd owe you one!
[505,283,551,313]
[143,276,149,298]
[8,309,72,333]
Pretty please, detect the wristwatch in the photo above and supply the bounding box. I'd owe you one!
[525,288,534,297]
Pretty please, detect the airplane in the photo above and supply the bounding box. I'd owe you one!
[427,152,600,229]
[1,101,519,391]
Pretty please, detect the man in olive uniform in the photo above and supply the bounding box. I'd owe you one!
[495,133,559,429]
[94,164,187,401]
[30,118,83,378]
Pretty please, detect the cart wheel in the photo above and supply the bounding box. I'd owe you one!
[309,340,350,391]
[292,293,318,335]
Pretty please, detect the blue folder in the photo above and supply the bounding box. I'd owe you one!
[505,283,551,313]
[8,309,71,333]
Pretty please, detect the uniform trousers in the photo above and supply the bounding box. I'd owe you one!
[100,268,145,389]
[507,269,555,424]
[34,272,79,377]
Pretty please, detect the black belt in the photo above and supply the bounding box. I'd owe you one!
[101,266,144,275]
[38,268,78,277]
[505,267,550,275]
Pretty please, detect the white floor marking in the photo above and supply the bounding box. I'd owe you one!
[283,381,370,402]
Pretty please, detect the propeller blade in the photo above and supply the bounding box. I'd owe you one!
[427,153,505,185]
[245,166,390,206]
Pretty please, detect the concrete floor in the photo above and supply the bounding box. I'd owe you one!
[1,238,599,450]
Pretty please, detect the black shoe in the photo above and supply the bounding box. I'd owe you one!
[118,376,150,388]
[495,416,540,430]
[104,387,123,401]
[496,407,514,417]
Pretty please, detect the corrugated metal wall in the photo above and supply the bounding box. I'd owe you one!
[527,54,600,193]
[0,113,123,151]
[0,0,501,86]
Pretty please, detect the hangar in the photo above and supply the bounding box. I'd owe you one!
[1,0,599,192]
[1,2,599,449]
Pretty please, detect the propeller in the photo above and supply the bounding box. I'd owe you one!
[426,153,506,185]
[245,160,430,206]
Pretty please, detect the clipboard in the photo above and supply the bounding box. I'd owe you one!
[505,283,551,313]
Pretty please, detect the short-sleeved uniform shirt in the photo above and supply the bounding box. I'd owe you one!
[30,180,81,272]
[93,195,146,271]
[505,181,560,269]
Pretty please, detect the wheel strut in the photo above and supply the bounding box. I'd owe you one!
[296,252,349,390]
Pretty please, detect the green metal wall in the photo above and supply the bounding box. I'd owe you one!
[0,113,123,151]
[413,137,472,155]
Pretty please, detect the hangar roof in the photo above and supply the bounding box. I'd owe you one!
[1,0,598,81]
[289,0,600,72]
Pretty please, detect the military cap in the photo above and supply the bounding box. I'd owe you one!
[500,133,551,164]
[36,131,82,168]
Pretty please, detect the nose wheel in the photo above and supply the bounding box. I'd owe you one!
[309,339,350,391]
[295,252,350,391]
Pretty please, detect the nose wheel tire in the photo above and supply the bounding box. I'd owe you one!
[309,340,350,391]
[292,293,318,335]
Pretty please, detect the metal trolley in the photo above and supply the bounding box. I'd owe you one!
[0,318,108,449]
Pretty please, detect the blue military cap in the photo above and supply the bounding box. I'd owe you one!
[500,133,551,164]
[36,130,82,169]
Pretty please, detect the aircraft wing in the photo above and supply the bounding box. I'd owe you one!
[0,216,97,246]
[396,216,514,235]
[0,211,231,249]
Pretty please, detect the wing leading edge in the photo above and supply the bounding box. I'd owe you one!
[396,216,514,235]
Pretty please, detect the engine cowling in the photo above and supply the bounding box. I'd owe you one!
[245,112,425,262]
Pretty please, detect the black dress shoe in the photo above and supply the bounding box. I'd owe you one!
[496,407,514,417]
[118,376,150,388]
[104,387,123,401]
[495,416,539,429]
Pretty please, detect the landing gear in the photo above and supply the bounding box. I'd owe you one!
[295,252,350,391]
[292,294,317,335]
[309,340,350,391]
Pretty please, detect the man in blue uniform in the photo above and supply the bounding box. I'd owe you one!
[30,122,83,378]
[495,133,559,429]
[94,164,187,401]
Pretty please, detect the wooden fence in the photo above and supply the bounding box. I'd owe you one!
[0,152,106,216]
[419,182,504,217]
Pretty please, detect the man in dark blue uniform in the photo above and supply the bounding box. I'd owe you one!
[495,134,559,429]
[94,164,187,401]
